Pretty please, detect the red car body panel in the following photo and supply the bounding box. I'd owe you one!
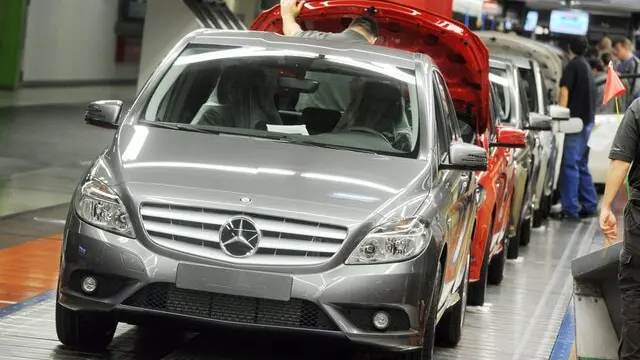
[469,130,517,282]
[250,0,512,284]
[250,0,491,134]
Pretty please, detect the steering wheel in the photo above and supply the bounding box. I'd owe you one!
[346,126,392,145]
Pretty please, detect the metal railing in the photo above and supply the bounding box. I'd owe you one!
[183,0,247,30]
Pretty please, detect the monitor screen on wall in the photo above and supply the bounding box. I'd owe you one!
[549,10,590,36]
[523,11,539,32]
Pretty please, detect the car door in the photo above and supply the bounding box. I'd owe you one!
[433,71,474,302]
[488,85,510,248]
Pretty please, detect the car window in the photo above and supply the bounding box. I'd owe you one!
[432,78,450,158]
[141,45,421,158]
[433,71,461,142]
[518,66,539,114]
[489,68,511,124]
[540,76,550,113]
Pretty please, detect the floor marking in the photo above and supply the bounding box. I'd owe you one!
[534,219,598,359]
[512,221,587,360]
[549,300,576,360]
[32,217,66,225]
[0,290,56,318]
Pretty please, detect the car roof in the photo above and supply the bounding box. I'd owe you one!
[187,29,426,70]
[489,57,509,70]
[491,54,532,70]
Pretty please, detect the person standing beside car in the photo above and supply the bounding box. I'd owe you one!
[552,36,599,221]
[600,98,640,360]
[279,0,379,112]
[589,57,616,114]
[612,37,640,109]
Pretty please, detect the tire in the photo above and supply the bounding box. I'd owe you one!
[467,216,494,306]
[436,254,469,347]
[420,259,443,360]
[56,301,117,350]
[543,194,552,219]
[507,231,519,259]
[519,217,532,246]
[532,208,543,228]
[488,237,508,285]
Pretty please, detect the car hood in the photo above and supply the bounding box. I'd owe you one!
[251,0,490,134]
[103,125,431,226]
[476,31,563,102]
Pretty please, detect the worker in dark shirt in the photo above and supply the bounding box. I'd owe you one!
[554,36,599,221]
[600,98,640,360]
[279,0,379,112]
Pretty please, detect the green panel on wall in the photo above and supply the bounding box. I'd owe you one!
[0,0,25,89]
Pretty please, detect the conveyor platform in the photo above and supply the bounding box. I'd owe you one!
[0,218,600,360]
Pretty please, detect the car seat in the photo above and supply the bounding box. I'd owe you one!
[300,108,342,135]
[333,79,412,151]
[191,64,282,129]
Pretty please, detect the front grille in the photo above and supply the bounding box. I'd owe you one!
[123,283,338,331]
[139,203,348,265]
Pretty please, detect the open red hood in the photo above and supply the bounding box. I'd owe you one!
[250,0,490,134]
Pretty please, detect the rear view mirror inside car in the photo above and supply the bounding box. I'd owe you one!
[278,77,319,93]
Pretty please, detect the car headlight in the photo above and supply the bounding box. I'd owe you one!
[75,178,135,238]
[346,217,429,265]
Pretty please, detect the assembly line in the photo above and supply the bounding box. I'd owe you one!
[0,1,634,360]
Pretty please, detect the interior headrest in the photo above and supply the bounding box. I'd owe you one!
[216,65,272,102]
[359,80,402,101]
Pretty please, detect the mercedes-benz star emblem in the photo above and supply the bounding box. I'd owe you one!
[219,216,261,258]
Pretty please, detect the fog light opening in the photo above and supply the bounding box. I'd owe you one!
[372,311,390,331]
[81,276,98,294]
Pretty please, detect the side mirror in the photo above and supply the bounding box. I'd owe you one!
[557,117,583,134]
[526,112,553,131]
[441,142,488,172]
[490,126,527,148]
[85,100,122,129]
[549,105,570,121]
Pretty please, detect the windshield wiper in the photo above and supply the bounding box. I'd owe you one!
[144,121,223,134]
[272,135,379,155]
[143,122,379,154]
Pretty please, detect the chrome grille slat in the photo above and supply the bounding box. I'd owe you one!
[151,237,332,266]
[140,203,348,265]
[145,221,219,243]
[140,205,346,240]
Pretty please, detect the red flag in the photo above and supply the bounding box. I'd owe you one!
[603,62,626,105]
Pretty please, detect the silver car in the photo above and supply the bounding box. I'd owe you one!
[55,30,488,359]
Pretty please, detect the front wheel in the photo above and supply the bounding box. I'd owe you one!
[56,302,117,350]
[436,254,469,347]
[468,217,493,306]
[488,237,508,285]
[519,217,532,246]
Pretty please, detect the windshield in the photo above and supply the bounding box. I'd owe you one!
[489,68,512,124]
[140,45,420,157]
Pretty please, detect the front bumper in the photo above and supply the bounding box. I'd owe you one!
[57,211,439,352]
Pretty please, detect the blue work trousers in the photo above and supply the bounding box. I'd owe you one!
[559,122,599,217]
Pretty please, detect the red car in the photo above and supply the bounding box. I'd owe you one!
[251,1,524,309]
[251,0,499,355]
[466,88,526,306]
